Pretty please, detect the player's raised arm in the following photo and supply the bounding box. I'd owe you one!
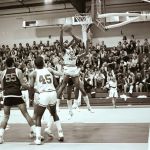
[0,71,4,90]
[63,25,80,48]
[17,68,30,90]
[29,70,36,89]
[78,39,90,59]
[77,27,92,59]
[60,26,64,50]
[48,68,63,76]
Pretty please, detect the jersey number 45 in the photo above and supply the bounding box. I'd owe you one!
[39,74,51,84]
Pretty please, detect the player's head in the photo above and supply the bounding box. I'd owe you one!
[5,57,14,67]
[34,56,44,69]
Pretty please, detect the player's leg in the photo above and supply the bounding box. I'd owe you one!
[57,75,70,99]
[47,104,64,142]
[0,105,11,144]
[112,97,116,108]
[73,76,94,113]
[18,103,36,137]
[72,87,80,110]
[57,75,69,111]
[33,105,46,145]
[66,78,74,119]
[44,114,54,138]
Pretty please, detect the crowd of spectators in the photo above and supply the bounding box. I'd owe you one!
[0,35,150,96]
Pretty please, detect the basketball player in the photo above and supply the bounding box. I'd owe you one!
[105,77,118,108]
[57,25,94,115]
[29,56,64,145]
[0,57,35,144]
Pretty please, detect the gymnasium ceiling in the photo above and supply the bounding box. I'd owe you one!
[0,0,149,16]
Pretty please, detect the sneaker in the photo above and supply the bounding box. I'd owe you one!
[87,107,94,113]
[78,101,81,106]
[34,139,41,145]
[58,130,64,142]
[44,128,54,138]
[72,101,79,109]
[68,110,73,120]
[0,136,4,144]
[29,131,44,141]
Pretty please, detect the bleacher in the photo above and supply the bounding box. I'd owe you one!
[61,88,150,107]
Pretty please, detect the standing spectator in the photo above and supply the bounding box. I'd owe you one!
[143,38,150,54]
[136,40,142,54]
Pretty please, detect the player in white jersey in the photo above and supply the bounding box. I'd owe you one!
[105,76,118,108]
[57,25,94,118]
[29,56,64,145]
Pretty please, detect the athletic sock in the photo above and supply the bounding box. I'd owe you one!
[0,128,4,136]
[30,125,36,133]
[56,99,60,111]
[36,126,41,140]
[67,100,72,111]
[77,91,82,106]
[83,95,91,108]
[55,120,62,131]
[47,116,53,130]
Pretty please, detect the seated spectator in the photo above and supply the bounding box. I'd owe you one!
[124,69,135,95]
[130,55,139,73]
[84,69,95,94]
[135,72,144,92]
[143,73,150,92]
[141,63,148,77]
[117,74,124,93]
[94,68,105,88]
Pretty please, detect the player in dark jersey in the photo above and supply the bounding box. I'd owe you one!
[0,57,35,144]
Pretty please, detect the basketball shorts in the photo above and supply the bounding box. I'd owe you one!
[4,97,25,106]
[34,91,57,107]
[109,88,118,98]
[22,90,29,102]
[64,66,80,77]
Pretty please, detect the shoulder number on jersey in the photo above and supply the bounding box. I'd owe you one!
[39,74,51,84]
[5,73,17,82]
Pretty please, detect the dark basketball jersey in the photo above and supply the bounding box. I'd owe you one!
[2,67,22,97]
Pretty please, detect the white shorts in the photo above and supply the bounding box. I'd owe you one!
[34,91,57,107]
[22,90,29,102]
[64,66,80,77]
[109,88,118,98]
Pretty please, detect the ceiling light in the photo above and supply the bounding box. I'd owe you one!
[142,0,150,3]
[44,0,53,4]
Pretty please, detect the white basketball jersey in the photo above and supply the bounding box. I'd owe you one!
[109,80,117,88]
[63,48,77,65]
[35,68,55,93]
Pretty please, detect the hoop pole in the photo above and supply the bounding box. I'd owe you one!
[81,24,88,47]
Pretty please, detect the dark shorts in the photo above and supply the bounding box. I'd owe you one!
[67,78,74,86]
[4,97,25,106]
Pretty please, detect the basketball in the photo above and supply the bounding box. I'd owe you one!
[63,25,73,33]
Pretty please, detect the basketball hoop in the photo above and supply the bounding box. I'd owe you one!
[72,13,92,26]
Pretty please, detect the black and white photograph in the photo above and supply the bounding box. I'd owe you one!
[0,0,150,150]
